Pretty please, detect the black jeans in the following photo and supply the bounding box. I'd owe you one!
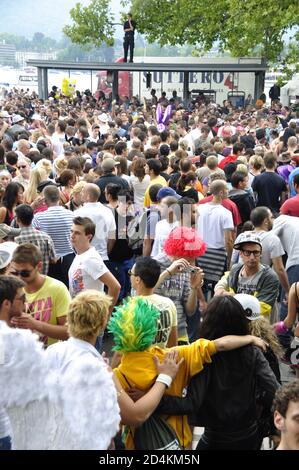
[48,253,75,288]
[124,36,134,62]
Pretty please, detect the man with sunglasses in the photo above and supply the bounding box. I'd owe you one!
[215,232,279,318]
[9,243,70,347]
[13,157,31,190]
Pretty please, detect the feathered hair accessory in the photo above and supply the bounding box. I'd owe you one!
[156,103,172,132]
[164,226,206,258]
[108,297,160,353]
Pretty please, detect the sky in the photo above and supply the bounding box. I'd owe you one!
[0,0,124,39]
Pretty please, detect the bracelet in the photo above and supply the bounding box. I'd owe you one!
[156,373,172,388]
[166,268,172,276]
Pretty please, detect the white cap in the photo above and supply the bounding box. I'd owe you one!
[98,113,109,123]
[234,294,262,321]
[32,114,42,121]
[0,242,18,269]
[12,114,25,124]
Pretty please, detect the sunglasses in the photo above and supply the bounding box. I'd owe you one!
[241,250,261,257]
[11,269,34,278]
[128,270,137,276]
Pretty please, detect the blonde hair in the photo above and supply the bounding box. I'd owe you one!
[70,180,87,197]
[236,156,248,165]
[67,290,112,340]
[36,158,52,176]
[254,145,265,157]
[53,157,68,175]
[24,167,48,204]
[249,155,264,171]
[249,317,283,357]
[236,163,248,175]
[30,130,44,143]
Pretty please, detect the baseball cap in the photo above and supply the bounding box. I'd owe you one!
[0,111,11,119]
[157,187,181,201]
[0,241,18,269]
[0,224,21,240]
[233,231,262,250]
[32,114,42,121]
[234,294,262,321]
[12,114,25,124]
[98,113,109,123]
[101,158,119,173]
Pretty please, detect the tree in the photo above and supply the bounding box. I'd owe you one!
[63,0,299,80]
[63,0,115,48]
[129,0,299,63]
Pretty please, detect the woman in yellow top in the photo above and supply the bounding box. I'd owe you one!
[109,296,267,449]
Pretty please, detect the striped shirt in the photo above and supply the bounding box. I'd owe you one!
[32,206,74,258]
[15,226,57,275]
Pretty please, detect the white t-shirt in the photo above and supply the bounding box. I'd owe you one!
[151,220,178,257]
[51,132,65,156]
[130,174,150,211]
[141,294,177,349]
[273,215,299,270]
[256,231,285,266]
[197,203,234,249]
[68,247,108,298]
[74,203,116,260]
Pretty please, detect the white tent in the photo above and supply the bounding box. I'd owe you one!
[281,74,299,106]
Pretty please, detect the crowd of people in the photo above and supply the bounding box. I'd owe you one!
[0,84,298,451]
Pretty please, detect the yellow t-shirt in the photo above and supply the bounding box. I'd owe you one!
[114,338,216,449]
[26,276,71,347]
[144,175,167,207]
[141,294,177,349]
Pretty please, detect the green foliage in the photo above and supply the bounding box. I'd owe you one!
[0,32,57,52]
[130,0,299,64]
[277,35,299,84]
[63,0,115,48]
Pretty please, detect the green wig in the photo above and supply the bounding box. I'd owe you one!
[108,297,160,353]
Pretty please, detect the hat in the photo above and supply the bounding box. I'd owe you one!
[277,152,292,163]
[98,113,109,123]
[0,224,21,240]
[101,158,119,173]
[234,294,262,321]
[0,111,11,119]
[0,241,18,269]
[12,114,25,124]
[157,187,181,201]
[233,231,262,250]
[31,114,42,121]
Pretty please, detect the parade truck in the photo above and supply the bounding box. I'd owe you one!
[95,57,261,106]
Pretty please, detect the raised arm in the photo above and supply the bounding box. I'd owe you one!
[214,335,267,352]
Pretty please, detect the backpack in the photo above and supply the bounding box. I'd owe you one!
[120,372,182,450]
[127,209,151,252]
[134,413,182,450]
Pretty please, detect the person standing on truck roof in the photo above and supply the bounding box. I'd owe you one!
[123,13,136,63]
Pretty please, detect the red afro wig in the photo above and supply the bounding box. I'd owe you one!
[163,226,206,258]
